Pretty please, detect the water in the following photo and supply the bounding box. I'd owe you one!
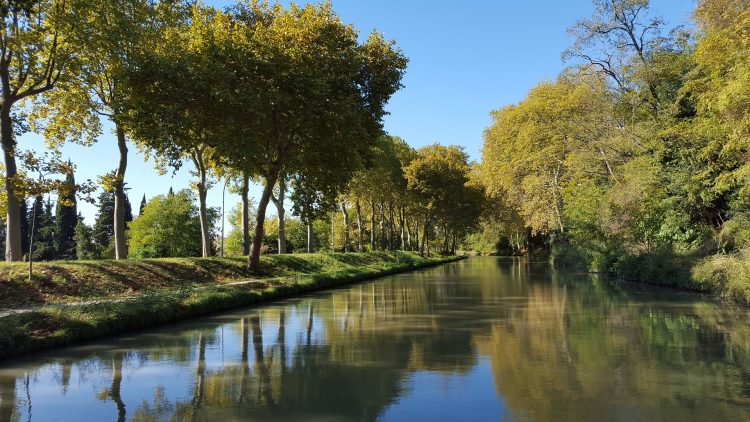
[1,257,750,421]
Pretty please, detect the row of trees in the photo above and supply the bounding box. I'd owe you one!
[1,1,487,265]
[479,0,750,270]
[0,0,409,270]
[9,135,485,261]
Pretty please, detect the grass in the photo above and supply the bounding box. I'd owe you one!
[0,251,463,359]
[691,251,750,305]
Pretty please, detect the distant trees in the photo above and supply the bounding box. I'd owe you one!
[128,189,217,259]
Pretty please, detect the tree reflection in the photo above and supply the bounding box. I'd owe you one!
[2,258,750,421]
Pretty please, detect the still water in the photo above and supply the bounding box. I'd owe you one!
[1,257,750,421]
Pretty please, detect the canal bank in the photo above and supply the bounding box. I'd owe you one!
[1,257,748,421]
[0,252,463,360]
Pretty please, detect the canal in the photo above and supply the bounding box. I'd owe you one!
[1,257,749,421]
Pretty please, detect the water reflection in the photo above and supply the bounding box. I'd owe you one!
[0,258,749,421]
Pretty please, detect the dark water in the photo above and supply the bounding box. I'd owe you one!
[1,257,750,421]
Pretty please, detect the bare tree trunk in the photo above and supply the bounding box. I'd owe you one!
[369,200,376,250]
[330,211,336,253]
[2,107,21,261]
[113,124,128,260]
[191,147,211,258]
[241,170,250,255]
[307,222,313,253]
[248,171,279,272]
[271,175,287,254]
[405,216,412,252]
[355,198,364,252]
[419,216,429,257]
[340,202,350,253]
[388,203,395,250]
[379,202,385,250]
[399,207,405,250]
[413,218,419,252]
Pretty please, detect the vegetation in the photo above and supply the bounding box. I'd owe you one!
[0,251,462,358]
[477,0,750,303]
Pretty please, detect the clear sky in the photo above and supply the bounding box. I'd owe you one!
[22,0,696,225]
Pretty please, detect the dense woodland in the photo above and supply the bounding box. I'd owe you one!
[479,0,750,286]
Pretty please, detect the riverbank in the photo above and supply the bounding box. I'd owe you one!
[552,244,750,305]
[0,252,463,360]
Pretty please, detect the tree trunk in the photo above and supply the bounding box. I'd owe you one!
[248,172,278,272]
[379,202,385,250]
[28,196,39,280]
[113,124,128,260]
[330,211,336,253]
[399,207,405,250]
[192,147,211,258]
[405,217,412,252]
[419,216,429,257]
[340,202,350,253]
[2,106,21,261]
[271,175,287,254]
[241,170,250,255]
[355,198,364,252]
[388,203,395,250]
[307,222,313,253]
[369,200,376,250]
[413,218,419,252]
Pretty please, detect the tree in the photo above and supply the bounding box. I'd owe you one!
[218,3,407,271]
[139,194,146,216]
[93,190,132,257]
[35,0,186,260]
[563,0,670,115]
[74,218,98,260]
[0,0,89,261]
[28,196,56,262]
[54,166,77,259]
[128,189,216,258]
[405,144,474,256]
[123,5,232,258]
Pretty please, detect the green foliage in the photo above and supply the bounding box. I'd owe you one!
[54,169,77,259]
[128,189,216,259]
[74,220,99,260]
[476,0,750,304]
[92,191,132,257]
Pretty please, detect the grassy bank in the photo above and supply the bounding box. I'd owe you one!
[0,252,463,360]
[551,242,750,305]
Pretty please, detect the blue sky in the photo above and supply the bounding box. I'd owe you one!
[23,0,696,225]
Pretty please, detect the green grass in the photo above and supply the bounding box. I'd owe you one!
[691,252,750,305]
[0,251,463,359]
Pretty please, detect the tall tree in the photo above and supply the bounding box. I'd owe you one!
[36,0,187,260]
[0,0,88,261]
[54,166,77,259]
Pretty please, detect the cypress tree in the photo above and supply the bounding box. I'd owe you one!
[139,194,146,216]
[93,190,132,255]
[93,191,115,249]
[28,196,56,261]
[54,168,77,259]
